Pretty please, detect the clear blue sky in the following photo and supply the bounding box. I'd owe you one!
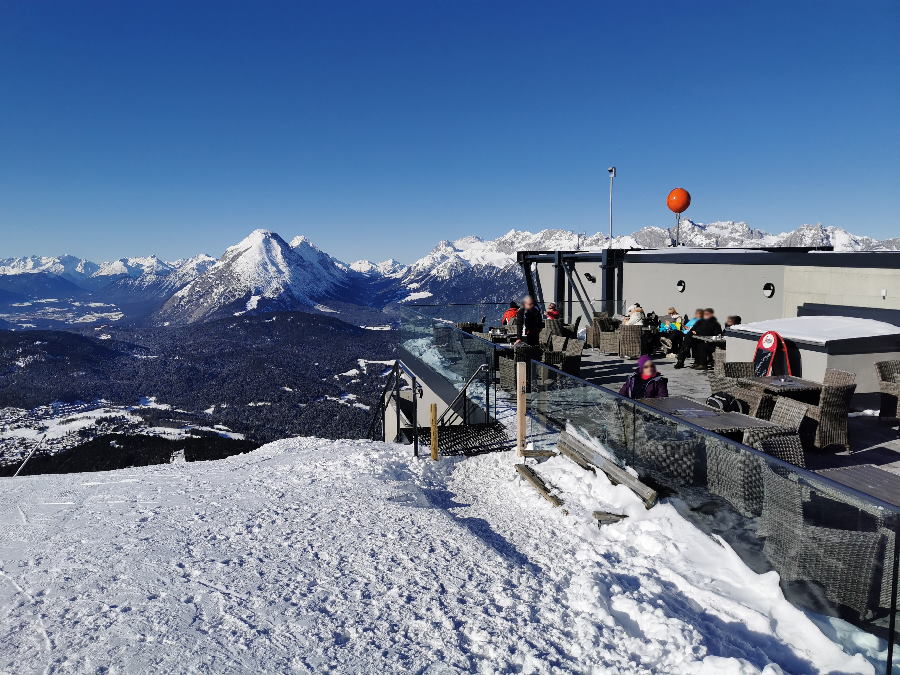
[1,0,898,263]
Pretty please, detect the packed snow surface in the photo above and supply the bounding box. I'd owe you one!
[0,438,877,673]
[733,316,900,344]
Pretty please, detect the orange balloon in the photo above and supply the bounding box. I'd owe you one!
[667,188,691,214]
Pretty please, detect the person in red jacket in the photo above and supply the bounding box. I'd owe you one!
[545,303,560,320]
[501,301,519,325]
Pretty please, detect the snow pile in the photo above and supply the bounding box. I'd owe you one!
[0,438,881,673]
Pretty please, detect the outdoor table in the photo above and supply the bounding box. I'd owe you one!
[738,375,822,403]
[694,334,726,347]
[816,464,900,507]
[639,396,777,437]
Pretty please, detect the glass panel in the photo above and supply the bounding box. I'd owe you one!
[518,356,900,668]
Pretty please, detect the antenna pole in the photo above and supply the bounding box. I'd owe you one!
[607,167,616,242]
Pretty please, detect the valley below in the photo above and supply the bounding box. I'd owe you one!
[0,311,396,475]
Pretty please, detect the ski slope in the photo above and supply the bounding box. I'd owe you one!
[0,439,880,673]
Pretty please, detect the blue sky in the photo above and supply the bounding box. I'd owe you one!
[1,0,897,263]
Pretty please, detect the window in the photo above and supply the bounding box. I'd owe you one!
[675,280,686,293]
[763,282,775,298]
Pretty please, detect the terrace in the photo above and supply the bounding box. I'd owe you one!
[372,304,900,671]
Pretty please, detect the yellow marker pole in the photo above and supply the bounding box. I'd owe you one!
[430,403,439,461]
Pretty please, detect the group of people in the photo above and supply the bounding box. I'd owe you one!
[498,297,742,402]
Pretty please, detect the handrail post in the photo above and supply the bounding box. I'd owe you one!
[393,363,401,443]
[412,375,419,458]
[516,361,527,457]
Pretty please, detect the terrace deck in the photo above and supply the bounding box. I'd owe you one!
[578,349,900,492]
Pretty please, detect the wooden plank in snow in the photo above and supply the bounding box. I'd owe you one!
[558,431,658,509]
[515,464,564,508]
[593,510,627,525]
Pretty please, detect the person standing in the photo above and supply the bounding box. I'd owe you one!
[501,302,519,325]
[514,296,544,347]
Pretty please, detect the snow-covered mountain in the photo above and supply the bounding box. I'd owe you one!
[155,230,354,324]
[1,220,896,325]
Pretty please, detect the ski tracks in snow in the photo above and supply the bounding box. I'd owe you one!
[0,438,877,674]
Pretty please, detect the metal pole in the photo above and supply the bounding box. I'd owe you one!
[412,375,419,458]
[675,212,681,247]
[13,434,47,478]
[608,172,614,241]
[886,518,899,674]
[394,365,400,443]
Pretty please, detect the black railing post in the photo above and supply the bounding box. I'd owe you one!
[393,363,401,443]
[412,374,419,458]
[887,516,899,674]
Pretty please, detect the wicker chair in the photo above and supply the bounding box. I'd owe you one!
[760,468,886,619]
[498,344,541,391]
[455,321,483,334]
[875,360,900,418]
[618,324,643,359]
[823,368,856,387]
[707,370,773,419]
[707,439,767,516]
[805,377,857,451]
[541,335,568,369]
[561,338,585,375]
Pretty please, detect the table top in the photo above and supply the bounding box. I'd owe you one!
[738,375,822,394]
[817,464,900,507]
[639,396,777,432]
[693,334,726,343]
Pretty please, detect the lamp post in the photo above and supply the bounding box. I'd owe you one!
[607,166,616,243]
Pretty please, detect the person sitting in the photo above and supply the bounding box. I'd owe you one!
[545,302,561,320]
[682,308,703,334]
[624,304,646,326]
[675,307,722,369]
[667,307,681,322]
[658,316,682,355]
[501,302,519,325]
[514,296,544,347]
[619,356,669,399]
[725,315,742,328]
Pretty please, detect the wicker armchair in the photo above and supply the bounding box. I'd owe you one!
[805,374,857,450]
[618,324,643,359]
[498,344,541,391]
[875,360,900,418]
[561,338,585,375]
[707,369,773,419]
[541,335,568,369]
[823,369,856,386]
[742,399,808,467]
[760,468,886,619]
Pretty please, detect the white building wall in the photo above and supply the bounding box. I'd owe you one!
[782,266,900,316]
[622,263,787,323]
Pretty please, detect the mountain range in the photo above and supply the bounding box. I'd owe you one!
[1,221,897,327]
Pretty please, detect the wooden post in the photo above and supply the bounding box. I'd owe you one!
[429,403,439,461]
[516,361,527,457]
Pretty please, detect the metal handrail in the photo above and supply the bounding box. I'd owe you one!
[436,364,488,427]
[365,360,423,456]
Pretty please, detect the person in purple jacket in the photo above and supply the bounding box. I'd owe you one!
[619,355,669,399]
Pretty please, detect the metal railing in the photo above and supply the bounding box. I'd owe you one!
[366,360,423,456]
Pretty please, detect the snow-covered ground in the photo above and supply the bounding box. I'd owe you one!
[0,438,882,673]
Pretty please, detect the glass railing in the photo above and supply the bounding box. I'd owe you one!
[392,307,898,671]
[526,358,899,672]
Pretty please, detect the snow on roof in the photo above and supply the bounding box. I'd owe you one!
[732,316,900,344]
[626,247,772,255]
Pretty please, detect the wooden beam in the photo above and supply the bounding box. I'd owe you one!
[521,449,557,459]
[515,464,563,508]
[593,510,627,525]
[558,431,658,509]
[429,403,439,461]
